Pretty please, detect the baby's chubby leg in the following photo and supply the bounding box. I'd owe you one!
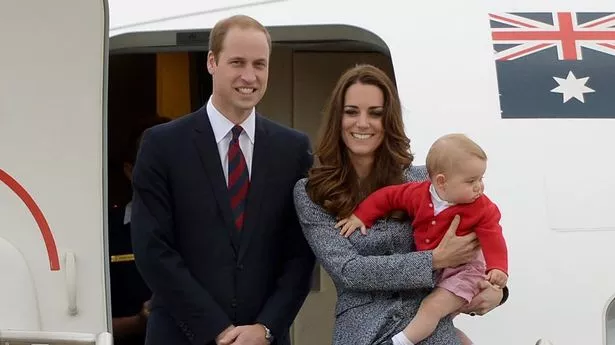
[392,287,466,345]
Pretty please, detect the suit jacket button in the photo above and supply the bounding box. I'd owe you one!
[231,298,237,308]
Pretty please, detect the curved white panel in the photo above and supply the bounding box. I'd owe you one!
[0,237,40,330]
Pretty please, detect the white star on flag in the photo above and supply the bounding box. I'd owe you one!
[550,71,595,103]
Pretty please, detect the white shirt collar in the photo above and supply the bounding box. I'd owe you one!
[206,96,256,144]
[429,183,455,207]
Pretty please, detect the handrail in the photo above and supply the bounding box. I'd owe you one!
[0,330,112,344]
[64,251,79,316]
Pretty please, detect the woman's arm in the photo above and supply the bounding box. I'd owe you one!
[294,179,475,292]
[293,179,435,291]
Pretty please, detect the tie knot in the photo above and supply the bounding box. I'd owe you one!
[231,125,243,141]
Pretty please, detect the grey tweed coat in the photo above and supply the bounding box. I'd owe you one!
[293,165,460,345]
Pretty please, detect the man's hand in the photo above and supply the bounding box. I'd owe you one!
[459,280,504,316]
[216,325,237,345]
[217,325,268,345]
[138,300,151,320]
[335,214,367,237]
[486,269,508,288]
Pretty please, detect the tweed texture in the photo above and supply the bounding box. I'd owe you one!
[293,165,461,345]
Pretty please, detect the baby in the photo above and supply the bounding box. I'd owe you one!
[336,133,508,345]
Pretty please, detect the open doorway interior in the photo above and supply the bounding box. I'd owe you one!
[606,299,615,345]
[107,51,211,209]
[107,32,395,345]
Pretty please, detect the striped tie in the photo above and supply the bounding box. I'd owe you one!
[227,125,249,231]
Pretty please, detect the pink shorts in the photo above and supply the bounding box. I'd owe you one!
[436,251,487,303]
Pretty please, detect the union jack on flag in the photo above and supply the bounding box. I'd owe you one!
[489,12,615,118]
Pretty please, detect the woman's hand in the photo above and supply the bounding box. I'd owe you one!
[459,280,504,316]
[431,215,480,270]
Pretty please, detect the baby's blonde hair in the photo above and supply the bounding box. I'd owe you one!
[426,133,487,178]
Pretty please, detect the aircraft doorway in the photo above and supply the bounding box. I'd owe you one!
[106,51,214,345]
[107,25,395,345]
[107,52,212,208]
[605,297,615,345]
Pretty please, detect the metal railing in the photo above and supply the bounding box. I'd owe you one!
[0,331,555,345]
[0,330,112,345]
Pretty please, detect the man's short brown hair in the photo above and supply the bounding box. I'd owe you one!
[208,15,272,62]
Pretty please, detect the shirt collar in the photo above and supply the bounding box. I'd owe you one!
[429,183,455,207]
[206,96,256,144]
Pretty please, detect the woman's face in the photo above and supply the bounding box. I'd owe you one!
[341,82,385,160]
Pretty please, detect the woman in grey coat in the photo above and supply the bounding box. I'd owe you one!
[293,64,508,345]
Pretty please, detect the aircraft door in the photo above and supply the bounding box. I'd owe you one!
[0,0,109,336]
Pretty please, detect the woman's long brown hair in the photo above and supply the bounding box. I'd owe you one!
[306,64,413,218]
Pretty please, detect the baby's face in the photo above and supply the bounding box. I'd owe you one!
[442,156,486,204]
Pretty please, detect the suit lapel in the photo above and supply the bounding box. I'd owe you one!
[238,115,271,261]
[192,107,238,255]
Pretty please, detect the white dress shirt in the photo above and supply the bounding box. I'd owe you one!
[206,97,255,185]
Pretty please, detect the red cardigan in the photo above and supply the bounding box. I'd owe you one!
[354,181,508,274]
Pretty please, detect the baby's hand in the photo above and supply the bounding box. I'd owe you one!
[486,269,508,288]
[335,214,367,237]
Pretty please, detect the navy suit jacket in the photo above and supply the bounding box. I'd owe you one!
[130,106,315,345]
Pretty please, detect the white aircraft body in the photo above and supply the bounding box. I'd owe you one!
[1,0,615,344]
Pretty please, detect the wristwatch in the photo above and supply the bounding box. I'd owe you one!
[262,324,274,343]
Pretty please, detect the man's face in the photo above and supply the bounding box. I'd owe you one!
[207,27,269,120]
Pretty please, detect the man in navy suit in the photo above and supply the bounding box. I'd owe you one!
[131,14,315,345]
